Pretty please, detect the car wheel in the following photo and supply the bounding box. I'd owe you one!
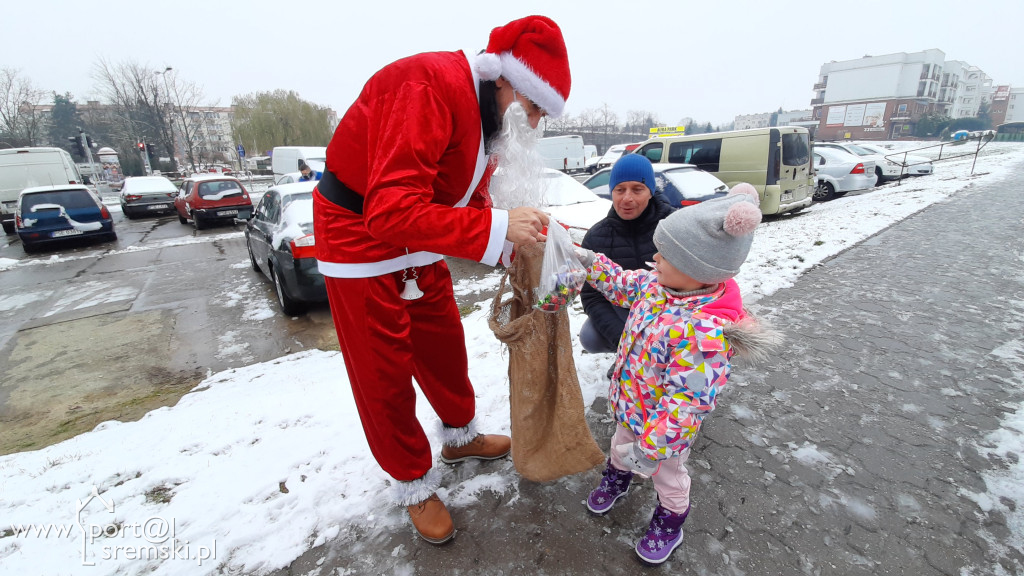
[874,167,884,187]
[105,231,117,242]
[273,265,305,316]
[178,213,188,224]
[22,240,38,254]
[813,181,836,201]
[247,242,260,272]
[3,220,15,234]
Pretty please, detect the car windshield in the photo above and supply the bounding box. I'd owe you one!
[198,181,243,199]
[542,171,600,206]
[281,191,314,211]
[659,168,728,199]
[845,144,876,156]
[782,133,810,166]
[125,178,176,193]
[23,189,95,211]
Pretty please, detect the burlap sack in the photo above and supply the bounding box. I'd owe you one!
[488,242,606,482]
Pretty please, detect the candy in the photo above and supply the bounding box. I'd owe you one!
[534,266,588,312]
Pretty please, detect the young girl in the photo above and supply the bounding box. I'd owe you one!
[576,183,778,565]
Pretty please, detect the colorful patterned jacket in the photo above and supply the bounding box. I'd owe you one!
[587,253,774,461]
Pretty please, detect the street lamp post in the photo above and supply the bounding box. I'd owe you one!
[154,66,175,170]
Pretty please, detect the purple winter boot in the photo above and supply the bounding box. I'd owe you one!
[586,460,633,514]
[635,503,689,565]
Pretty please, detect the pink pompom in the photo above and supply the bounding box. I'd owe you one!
[728,182,759,202]
[476,52,501,81]
[723,201,762,237]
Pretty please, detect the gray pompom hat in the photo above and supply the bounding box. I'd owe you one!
[653,183,763,284]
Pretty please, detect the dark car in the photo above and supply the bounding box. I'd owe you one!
[174,174,253,230]
[245,181,326,315]
[582,163,730,207]
[16,185,116,253]
[119,176,177,218]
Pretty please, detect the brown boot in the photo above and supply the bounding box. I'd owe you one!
[440,434,511,464]
[407,493,455,544]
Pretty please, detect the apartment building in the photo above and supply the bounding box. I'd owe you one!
[811,49,959,141]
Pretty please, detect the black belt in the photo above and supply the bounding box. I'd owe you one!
[317,169,364,215]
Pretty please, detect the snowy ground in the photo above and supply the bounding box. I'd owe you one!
[1,141,1023,574]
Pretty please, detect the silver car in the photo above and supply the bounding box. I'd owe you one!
[812,147,876,201]
[118,176,178,218]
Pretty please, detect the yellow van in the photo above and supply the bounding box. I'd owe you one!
[632,127,814,215]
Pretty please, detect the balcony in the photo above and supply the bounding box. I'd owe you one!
[810,97,824,106]
[813,82,827,90]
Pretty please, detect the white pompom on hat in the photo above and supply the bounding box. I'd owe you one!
[653,183,763,284]
[474,15,571,118]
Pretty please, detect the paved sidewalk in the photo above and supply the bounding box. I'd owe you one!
[275,169,1024,575]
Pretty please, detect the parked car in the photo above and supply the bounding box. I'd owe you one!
[593,144,629,172]
[582,163,730,208]
[119,176,178,218]
[853,143,933,179]
[633,126,815,215]
[15,184,116,253]
[245,181,326,315]
[814,141,931,185]
[539,168,612,245]
[1,147,85,233]
[174,174,254,230]
[812,147,876,201]
[274,172,303,185]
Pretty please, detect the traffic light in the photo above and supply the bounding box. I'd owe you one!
[137,142,146,152]
[68,135,85,157]
[86,135,95,149]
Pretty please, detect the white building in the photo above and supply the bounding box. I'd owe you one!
[810,49,997,140]
[734,112,772,130]
[944,62,993,119]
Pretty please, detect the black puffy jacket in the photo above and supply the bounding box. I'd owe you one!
[580,196,676,347]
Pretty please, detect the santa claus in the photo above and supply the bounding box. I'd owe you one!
[313,15,571,544]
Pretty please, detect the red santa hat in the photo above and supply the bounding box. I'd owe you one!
[475,15,571,118]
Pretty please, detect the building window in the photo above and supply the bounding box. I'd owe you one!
[897,104,907,114]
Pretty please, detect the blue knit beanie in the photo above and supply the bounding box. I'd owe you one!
[608,154,656,193]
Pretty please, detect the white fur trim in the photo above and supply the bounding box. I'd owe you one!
[480,208,509,266]
[389,468,442,507]
[475,52,501,81]
[438,419,479,447]
[498,52,566,118]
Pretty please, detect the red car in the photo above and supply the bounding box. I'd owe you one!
[174,174,253,230]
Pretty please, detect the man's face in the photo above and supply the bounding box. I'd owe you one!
[301,168,311,178]
[612,181,652,221]
[495,77,545,129]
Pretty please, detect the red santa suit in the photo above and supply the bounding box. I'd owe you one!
[313,50,507,488]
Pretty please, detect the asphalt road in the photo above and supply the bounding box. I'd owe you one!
[0,187,340,455]
[0,182,511,456]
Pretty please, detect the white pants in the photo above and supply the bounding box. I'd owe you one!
[609,424,692,514]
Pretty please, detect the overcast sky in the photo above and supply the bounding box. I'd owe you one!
[4,0,1021,127]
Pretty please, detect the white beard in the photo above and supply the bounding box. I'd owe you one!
[488,102,546,210]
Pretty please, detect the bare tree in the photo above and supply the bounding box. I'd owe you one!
[156,68,209,172]
[0,67,47,146]
[624,110,661,139]
[92,59,166,156]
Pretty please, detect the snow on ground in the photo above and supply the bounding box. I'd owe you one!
[1,142,1023,574]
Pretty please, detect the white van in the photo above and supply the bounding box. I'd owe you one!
[0,147,85,233]
[632,127,815,215]
[271,146,327,184]
[537,135,585,172]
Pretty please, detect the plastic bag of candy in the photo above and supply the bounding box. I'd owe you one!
[533,221,588,313]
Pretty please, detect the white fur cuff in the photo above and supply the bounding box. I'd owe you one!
[439,419,478,447]
[389,467,442,507]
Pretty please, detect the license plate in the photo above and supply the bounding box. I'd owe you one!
[148,204,169,210]
[781,191,793,201]
[217,209,238,216]
[52,229,84,238]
